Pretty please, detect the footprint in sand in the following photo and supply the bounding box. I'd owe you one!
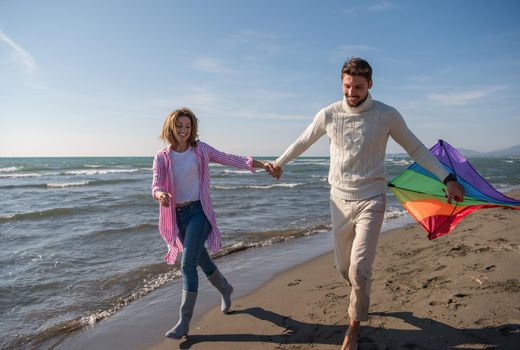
[446,244,469,257]
[287,279,302,286]
[434,264,447,271]
[485,264,496,271]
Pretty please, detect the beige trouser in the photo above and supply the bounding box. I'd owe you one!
[330,194,386,322]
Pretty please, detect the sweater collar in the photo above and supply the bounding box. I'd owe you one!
[342,93,373,114]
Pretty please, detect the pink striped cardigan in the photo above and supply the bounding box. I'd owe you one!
[151,141,255,264]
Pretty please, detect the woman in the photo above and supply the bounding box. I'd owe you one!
[151,107,266,339]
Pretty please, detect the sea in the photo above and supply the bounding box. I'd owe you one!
[1,155,519,349]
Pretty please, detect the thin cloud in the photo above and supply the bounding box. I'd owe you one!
[343,1,394,15]
[368,1,394,12]
[332,44,378,61]
[0,30,36,73]
[183,88,221,111]
[190,57,236,74]
[227,30,280,54]
[428,86,506,106]
[227,108,311,121]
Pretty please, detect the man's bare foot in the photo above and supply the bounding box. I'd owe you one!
[340,320,359,350]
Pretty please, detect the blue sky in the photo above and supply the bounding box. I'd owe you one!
[1,0,519,157]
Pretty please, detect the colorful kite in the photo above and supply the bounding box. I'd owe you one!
[388,140,520,239]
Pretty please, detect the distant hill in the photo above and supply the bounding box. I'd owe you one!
[484,144,520,157]
[388,144,520,158]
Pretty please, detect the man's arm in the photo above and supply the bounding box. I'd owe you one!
[389,111,464,203]
[266,109,327,179]
[269,109,327,178]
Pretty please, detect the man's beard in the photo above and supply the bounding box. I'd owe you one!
[345,94,368,107]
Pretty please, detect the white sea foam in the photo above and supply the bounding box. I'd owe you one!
[223,169,252,175]
[392,159,412,166]
[82,269,182,326]
[311,175,328,182]
[47,181,90,188]
[384,208,408,220]
[292,161,330,166]
[0,173,43,178]
[0,166,20,172]
[213,183,304,190]
[65,169,139,175]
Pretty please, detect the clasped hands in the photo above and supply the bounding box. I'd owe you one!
[264,162,283,179]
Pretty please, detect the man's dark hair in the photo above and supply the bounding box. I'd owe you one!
[341,57,372,81]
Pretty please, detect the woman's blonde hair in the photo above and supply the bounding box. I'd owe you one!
[160,107,199,147]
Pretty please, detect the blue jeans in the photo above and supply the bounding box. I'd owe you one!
[176,201,218,292]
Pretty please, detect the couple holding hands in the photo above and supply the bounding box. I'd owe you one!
[151,58,464,349]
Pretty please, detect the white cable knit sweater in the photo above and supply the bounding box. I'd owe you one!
[275,93,450,200]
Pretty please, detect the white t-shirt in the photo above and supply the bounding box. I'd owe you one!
[171,149,200,203]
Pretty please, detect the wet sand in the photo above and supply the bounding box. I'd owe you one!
[150,190,520,349]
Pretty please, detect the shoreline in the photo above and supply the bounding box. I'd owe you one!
[41,191,520,350]
[149,190,520,350]
[47,226,338,350]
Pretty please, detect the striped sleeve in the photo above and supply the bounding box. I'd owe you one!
[151,152,166,198]
[202,142,256,172]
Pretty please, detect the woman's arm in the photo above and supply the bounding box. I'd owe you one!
[151,153,166,197]
[151,153,172,206]
[202,142,260,171]
[252,159,267,170]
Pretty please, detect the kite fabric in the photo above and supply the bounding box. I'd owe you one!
[388,140,520,239]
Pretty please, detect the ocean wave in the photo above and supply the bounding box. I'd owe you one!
[0,178,141,190]
[0,172,49,178]
[213,183,305,190]
[384,208,408,220]
[311,175,328,182]
[64,168,139,175]
[0,207,86,223]
[222,169,253,175]
[0,166,20,172]
[1,195,152,223]
[5,263,182,350]
[0,168,142,178]
[47,181,90,188]
[86,223,157,239]
[291,161,330,166]
[389,159,412,166]
[6,224,332,349]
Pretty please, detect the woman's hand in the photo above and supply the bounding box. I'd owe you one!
[252,159,269,171]
[265,162,283,179]
[155,191,172,207]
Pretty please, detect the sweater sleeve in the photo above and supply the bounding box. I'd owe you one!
[203,143,256,172]
[151,152,167,198]
[388,109,450,182]
[275,109,327,167]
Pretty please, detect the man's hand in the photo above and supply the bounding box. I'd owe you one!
[265,162,283,179]
[446,181,464,204]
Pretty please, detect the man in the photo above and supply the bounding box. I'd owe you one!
[266,58,464,350]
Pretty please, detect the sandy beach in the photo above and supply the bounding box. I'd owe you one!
[149,190,520,350]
